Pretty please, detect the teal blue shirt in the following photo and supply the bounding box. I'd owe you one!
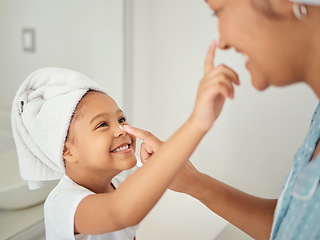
[271,102,320,239]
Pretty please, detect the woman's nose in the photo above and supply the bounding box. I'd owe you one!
[218,37,231,50]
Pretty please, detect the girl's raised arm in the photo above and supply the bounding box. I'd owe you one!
[74,41,239,235]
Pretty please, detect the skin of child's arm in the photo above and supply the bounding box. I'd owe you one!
[74,41,239,235]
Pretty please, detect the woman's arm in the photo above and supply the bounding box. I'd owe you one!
[182,170,277,240]
[127,125,276,240]
[136,133,277,240]
[133,134,276,240]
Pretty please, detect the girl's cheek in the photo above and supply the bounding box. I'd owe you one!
[131,135,137,152]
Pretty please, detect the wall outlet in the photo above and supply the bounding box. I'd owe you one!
[22,28,36,52]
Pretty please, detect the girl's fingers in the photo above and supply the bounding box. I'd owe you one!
[217,81,234,99]
[206,64,240,86]
[217,64,240,85]
[199,74,235,100]
[210,78,234,99]
[200,67,237,99]
[204,40,217,75]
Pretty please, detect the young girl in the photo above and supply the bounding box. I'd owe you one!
[11,64,238,239]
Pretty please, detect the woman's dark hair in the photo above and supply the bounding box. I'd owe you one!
[250,0,284,19]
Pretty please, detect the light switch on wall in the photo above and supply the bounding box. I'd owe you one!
[22,28,36,52]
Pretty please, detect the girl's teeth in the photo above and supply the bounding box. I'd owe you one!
[114,144,129,152]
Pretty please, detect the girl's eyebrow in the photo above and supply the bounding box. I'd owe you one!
[89,109,123,124]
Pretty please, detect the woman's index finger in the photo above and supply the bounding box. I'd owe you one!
[123,125,161,150]
[122,125,147,140]
[204,40,217,74]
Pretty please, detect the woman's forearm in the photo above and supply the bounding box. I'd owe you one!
[186,173,277,240]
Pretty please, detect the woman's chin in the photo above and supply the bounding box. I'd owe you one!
[250,74,269,91]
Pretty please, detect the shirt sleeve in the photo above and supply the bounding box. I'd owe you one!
[44,178,94,240]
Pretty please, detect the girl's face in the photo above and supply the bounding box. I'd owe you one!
[66,92,137,175]
[207,0,306,90]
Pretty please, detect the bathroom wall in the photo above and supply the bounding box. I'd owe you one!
[130,0,318,239]
[0,0,125,152]
[0,0,13,151]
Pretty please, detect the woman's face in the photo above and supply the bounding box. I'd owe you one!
[207,0,306,90]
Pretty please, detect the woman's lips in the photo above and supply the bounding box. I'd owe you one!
[243,53,249,63]
[235,48,249,67]
[243,53,250,68]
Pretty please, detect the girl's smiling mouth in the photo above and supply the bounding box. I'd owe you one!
[111,143,132,153]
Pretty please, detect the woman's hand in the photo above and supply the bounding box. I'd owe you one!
[123,125,201,194]
[123,125,162,163]
[168,160,202,193]
[189,41,240,133]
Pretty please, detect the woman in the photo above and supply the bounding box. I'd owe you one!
[124,0,320,239]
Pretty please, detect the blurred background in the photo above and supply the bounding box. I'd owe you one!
[0,0,318,239]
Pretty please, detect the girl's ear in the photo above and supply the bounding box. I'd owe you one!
[63,143,78,163]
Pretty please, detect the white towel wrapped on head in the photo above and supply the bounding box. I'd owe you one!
[290,0,320,6]
[11,68,107,190]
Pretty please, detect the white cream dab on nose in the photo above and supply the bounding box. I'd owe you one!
[119,125,123,130]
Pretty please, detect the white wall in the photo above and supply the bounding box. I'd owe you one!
[0,0,125,151]
[131,1,318,239]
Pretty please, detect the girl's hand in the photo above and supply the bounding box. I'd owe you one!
[189,41,240,133]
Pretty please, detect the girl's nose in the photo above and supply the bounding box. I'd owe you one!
[115,124,126,137]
